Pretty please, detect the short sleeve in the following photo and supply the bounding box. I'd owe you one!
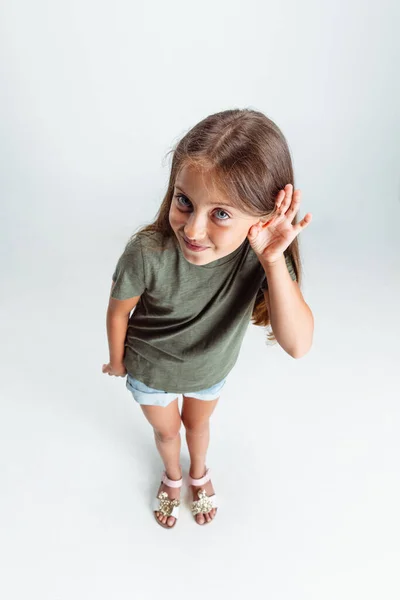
[111,235,146,300]
[260,253,297,291]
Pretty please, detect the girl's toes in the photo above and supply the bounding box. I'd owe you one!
[205,512,211,522]
[167,516,175,527]
[196,513,205,524]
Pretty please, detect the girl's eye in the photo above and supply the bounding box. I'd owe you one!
[174,194,230,221]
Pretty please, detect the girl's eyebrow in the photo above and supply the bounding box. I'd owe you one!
[174,184,234,208]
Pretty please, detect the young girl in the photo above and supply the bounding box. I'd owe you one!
[102,108,314,529]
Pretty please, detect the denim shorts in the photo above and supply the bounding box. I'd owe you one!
[125,373,227,407]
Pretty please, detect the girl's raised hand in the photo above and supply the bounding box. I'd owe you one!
[247,184,312,265]
[102,362,127,377]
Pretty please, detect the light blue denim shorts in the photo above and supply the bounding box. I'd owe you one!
[126,373,227,407]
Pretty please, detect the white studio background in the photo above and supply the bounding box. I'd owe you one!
[1,1,399,599]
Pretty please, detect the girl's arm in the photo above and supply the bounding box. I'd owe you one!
[105,282,141,371]
[262,256,314,358]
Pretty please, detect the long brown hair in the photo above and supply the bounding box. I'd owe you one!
[128,108,303,343]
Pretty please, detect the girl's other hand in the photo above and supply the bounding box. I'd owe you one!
[247,184,312,265]
[102,362,127,377]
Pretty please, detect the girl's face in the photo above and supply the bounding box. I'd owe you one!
[169,164,263,265]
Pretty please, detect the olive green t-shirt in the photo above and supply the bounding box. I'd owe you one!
[111,231,296,392]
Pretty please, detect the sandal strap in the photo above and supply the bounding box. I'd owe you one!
[162,471,183,488]
[188,467,211,487]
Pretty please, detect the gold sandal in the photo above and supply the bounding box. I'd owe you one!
[153,470,182,529]
[188,467,218,525]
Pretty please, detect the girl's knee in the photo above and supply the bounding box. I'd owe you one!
[154,428,181,443]
[182,418,209,435]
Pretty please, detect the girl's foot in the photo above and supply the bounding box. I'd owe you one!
[155,468,182,527]
[189,467,218,525]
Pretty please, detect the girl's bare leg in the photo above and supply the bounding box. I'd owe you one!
[140,398,182,527]
[181,396,219,524]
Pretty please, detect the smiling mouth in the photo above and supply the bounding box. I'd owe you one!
[182,235,209,249]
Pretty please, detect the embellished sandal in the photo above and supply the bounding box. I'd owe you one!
[188,467,218,525]
[152,470,182,529]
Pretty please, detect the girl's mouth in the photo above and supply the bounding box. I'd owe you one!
[182,236,209,251]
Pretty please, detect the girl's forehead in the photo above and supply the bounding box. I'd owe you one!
[175,164,230,203]
[176,162,215,185]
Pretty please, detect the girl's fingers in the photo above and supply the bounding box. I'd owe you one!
[276,185,290,212]
[276,184,298,218]
[294,213,312,231]
[285,190,301,222]
[275,188,286,209]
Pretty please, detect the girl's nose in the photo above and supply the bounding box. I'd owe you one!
[184,214,207,241]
